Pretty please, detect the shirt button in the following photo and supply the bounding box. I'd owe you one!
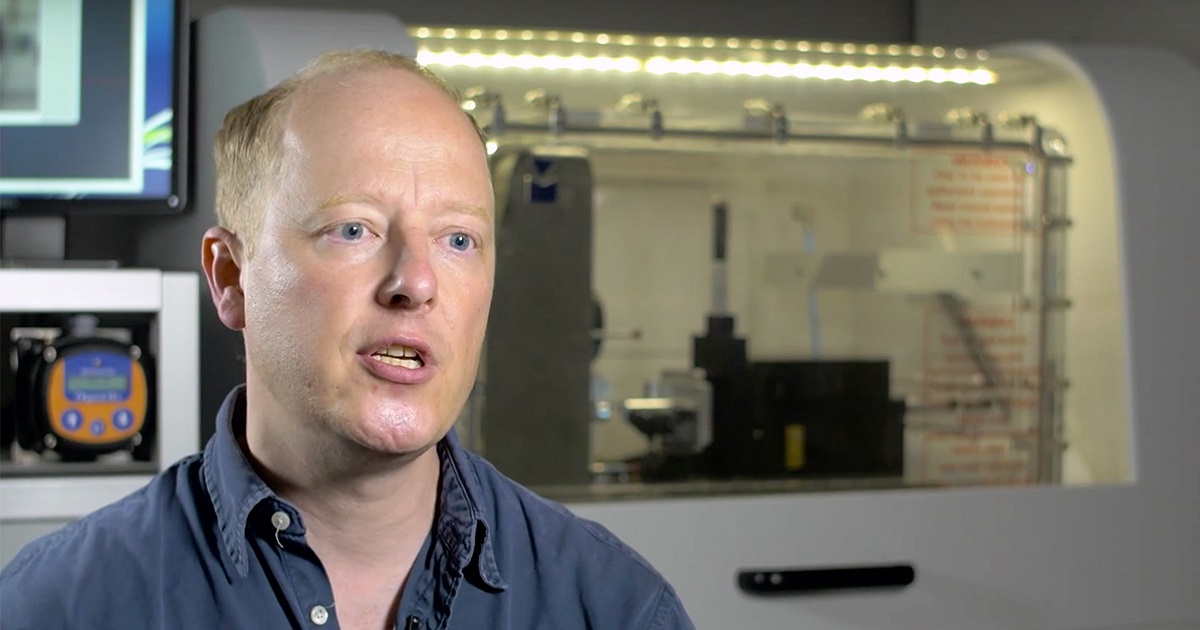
[309,605,329,626]
[271,511,291,531]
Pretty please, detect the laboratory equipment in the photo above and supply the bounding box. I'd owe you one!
[471,146,595,486]
[0,268,199,567]
[10,315,155,461]
[626,201,905,480]
[411,23,1200,626]
[622,369,712,476]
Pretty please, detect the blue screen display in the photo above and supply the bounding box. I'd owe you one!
[0,0,183,208]
[63,352,133,403]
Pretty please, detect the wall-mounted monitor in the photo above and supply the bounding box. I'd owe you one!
[0,0,189,215]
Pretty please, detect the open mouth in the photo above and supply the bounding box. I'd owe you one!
[370,344,425,369]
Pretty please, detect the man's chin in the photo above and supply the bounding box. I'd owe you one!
[349,418,444,457]
[330,399,451,455]
[337,434,435,469]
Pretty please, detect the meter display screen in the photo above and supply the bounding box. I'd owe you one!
[62,352,133,402]
[67,376,130,391]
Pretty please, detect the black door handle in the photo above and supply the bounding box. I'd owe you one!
[737,564,915,596]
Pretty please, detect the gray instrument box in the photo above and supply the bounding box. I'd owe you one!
[478,148,594,486]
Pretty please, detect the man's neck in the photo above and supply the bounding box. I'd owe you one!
[242,414,441,569]
[284,452,439,567]
[242,413,441,629]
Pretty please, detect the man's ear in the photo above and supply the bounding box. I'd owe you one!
[201,227,246,331]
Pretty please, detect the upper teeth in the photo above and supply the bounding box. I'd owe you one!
[377,344,419,359]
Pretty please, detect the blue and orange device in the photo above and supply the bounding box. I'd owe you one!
[14,333,156,460]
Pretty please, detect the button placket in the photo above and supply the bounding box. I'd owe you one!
[251,504,339,630]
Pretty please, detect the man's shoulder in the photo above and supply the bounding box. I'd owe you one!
[0,454,203,595]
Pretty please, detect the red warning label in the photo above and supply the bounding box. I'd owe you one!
[911,151,1030,235]
[908,302,1042,485]
[911,431,1035,486]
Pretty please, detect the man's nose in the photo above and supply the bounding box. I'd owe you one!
[376,241,437,309]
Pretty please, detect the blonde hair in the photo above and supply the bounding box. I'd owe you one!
[212,49,483,258]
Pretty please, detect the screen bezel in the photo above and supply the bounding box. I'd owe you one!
[0,0,190,217]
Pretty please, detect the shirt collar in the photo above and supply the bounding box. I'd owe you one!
[201,385,507,590]
[201,386,273,578]
[436,429,508,591]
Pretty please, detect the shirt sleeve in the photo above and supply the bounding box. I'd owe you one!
[646,583,697,630]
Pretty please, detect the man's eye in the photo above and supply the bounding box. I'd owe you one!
[447,233,474,251]
[337,223,367,241]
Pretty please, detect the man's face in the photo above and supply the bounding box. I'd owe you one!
[237,67,494,456]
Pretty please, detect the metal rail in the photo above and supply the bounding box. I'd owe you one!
[485,120,1071,158]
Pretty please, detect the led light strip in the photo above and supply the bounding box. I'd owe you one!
[411,27,991,62]
[416,49,996,85]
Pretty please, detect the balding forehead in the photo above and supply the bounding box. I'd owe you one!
[291,65,455,114]
[282,66,483,147]
[268,62,493,217]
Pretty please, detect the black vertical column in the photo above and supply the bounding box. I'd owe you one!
[692,200,749,476]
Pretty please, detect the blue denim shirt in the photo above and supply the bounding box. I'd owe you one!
[0,387,694,629]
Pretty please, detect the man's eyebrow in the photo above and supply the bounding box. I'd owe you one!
[315,193,379,211]
[314,194,491,220]
[450,202,493,221]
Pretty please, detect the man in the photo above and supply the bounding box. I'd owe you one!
[0,50,694,629]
